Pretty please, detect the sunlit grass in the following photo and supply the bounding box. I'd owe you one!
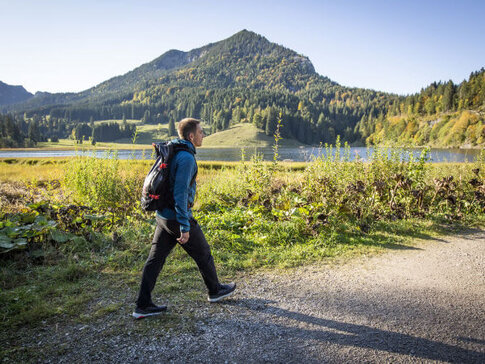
[201,123,303,148]
[0,158,306,182]
[0,159,67,182]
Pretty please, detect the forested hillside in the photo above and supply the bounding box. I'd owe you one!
[1,30,484,148]
[358,68,485,147]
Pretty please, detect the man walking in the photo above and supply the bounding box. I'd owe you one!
[133,118,236,319]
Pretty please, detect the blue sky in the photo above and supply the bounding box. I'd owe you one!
[1,0,484,95]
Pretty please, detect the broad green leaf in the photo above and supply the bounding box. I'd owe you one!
[46,220,57,228]
[2,226,19,238]
[29,249,45,258]
[34,215,48,225]
[13,238,28,247]
[71,236,88,247]
[0,235,15,249]
[20,214,36,224]
[50,229,72,243]
[0,235,14,249]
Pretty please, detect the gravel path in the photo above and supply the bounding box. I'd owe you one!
[10,229,485,363]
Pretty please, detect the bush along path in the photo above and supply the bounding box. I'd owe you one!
[2,228,484,363]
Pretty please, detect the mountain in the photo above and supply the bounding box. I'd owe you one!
[0,81,33,107]
[5,30,394,146]
[151,29,326,90]
[11,30,333,110]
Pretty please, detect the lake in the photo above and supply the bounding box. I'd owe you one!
[0,146,482,163]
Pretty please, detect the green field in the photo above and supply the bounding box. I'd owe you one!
[33,119,169,150]
[201,123,303,148]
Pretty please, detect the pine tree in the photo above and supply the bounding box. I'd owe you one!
[442,80,455,111]
[28,120,40,144]
[168,118,176,137]
[265,106,277,136]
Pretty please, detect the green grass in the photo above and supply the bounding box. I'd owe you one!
[32,139,150,150]
[0,262,96,328]
[201,123,304,148]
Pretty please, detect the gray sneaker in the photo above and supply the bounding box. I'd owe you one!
[208,282,236,303]
[132,304,167,319]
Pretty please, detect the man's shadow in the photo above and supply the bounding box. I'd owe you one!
[225,298,484,363]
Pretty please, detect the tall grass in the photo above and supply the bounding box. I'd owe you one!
[62,151,145,213]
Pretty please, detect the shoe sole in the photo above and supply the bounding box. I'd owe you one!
[132,311,163,319]
[208,289,235,303]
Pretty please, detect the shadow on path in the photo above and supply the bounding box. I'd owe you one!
[225,298,485,363]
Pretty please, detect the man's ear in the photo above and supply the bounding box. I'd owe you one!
[188,132,195,142]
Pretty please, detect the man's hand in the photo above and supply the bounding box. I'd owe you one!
[178,231,190,244]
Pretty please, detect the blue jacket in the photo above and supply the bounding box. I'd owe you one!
[156,139,197,232]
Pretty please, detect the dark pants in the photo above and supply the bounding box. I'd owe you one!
[136,216,221,308]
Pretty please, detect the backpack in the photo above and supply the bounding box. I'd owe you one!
[141,141,196,212]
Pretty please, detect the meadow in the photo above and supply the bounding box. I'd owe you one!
[0,121,305,152]
[1,143,484,359]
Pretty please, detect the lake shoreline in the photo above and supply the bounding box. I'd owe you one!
[0,145,482,163]
[1,142,484,152]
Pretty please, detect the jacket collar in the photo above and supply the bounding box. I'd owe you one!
[172,138,196,154]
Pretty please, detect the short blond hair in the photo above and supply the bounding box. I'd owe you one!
[177,118,201,140]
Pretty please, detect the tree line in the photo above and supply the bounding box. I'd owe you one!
[0,113,136,148]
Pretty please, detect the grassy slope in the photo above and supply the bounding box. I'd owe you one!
[201,123,303,148]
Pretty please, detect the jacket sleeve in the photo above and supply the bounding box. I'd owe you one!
[172,153,195,232]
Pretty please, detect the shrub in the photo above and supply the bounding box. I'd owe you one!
[62,151,144,216]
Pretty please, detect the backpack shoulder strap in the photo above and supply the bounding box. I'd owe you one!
[172,143,195,155]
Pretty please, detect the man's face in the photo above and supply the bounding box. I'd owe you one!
[190,124,205,147]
